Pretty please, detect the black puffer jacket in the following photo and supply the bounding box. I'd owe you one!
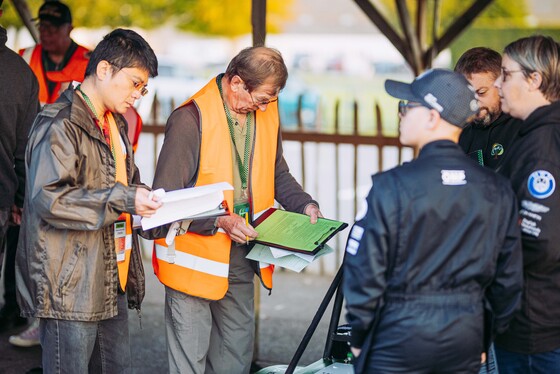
[343,140,523,373]
[496,100,560,354]
[0,26,39,209]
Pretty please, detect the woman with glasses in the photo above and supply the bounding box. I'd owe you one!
[493,35,560,373]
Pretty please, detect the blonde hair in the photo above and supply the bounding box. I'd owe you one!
[504,35,560,101]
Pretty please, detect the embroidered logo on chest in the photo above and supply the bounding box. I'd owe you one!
[491,143,504,157]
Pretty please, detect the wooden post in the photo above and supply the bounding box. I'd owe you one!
[251,0,267,46]
[9,0,39,43]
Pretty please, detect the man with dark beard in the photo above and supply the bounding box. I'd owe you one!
[455,47,522,170]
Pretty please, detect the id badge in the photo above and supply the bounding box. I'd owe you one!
[233,202,250,218]
[114,220,126,262]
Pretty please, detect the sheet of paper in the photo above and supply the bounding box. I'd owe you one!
[255,210,345,253]
[247,244,334,272]
[141,182,233,230]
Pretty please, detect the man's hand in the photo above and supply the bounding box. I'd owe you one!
[304,204,323,224]
[351,347,361,358]
[481,352,486,363]
[135,188,163,217]
[216,214,258,244]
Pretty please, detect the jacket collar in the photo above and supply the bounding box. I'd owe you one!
[519,100,560,137]
[59,87,124,145]
[419,139,463,158]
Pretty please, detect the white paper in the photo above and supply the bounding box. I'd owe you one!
[141,182,233,230]
[247,244,334,273]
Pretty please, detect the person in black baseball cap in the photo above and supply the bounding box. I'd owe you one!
[19,1,90,106]
[343,67,522,373]
[34,1,72,25]
[383,68,479,148]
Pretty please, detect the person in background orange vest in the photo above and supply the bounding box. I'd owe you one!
[18,1,89,106]
[145,46,323,374]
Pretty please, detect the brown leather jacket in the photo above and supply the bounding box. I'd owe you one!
[16,87,146,321]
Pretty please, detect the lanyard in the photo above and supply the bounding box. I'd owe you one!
[76,85,117,177]
[217,77,252,191]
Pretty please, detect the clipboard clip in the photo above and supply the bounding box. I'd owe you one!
[165,220,193,263]
[314,227,336,246]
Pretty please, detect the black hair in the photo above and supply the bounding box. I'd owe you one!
[85,28,158,78]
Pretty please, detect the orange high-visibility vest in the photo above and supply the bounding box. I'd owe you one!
[20,44,89,105]
[153,77,277,300]
[107,113,133,291]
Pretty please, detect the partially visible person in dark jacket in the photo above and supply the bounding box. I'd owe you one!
[15,28,162,373]
[0,0,39,332]
[455,47,522,170]
[343,69,523,374]
[494,35,560,373]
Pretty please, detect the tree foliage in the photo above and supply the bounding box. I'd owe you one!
[373,0,529,38]
[1,0,293,36]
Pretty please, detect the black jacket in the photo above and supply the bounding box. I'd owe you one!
[343,140,523,372]
[459,113,523,170]
[496,101,560,354]
[0,26,39,209]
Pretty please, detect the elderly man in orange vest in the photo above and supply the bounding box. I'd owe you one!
[148,46,322,374]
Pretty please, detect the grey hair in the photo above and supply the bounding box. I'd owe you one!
[504,35,560,101]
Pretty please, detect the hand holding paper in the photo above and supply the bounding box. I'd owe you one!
[135,188,163,218]
[141,182,233,230]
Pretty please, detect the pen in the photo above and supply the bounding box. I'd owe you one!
[245,212,249,245]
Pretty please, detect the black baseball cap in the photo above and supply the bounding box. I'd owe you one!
[34,1,72,26]
[385,68,479,128]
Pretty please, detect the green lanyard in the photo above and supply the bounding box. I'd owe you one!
[76,85,117,175]
[217,77,252,192]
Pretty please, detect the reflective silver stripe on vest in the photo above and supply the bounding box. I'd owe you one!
[154,243,229,277]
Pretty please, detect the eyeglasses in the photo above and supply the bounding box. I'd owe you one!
[119,69,148,96]
[398,100,424,116]
[250,93,278,106]
[243,85,278,106]
[500,67,525,82]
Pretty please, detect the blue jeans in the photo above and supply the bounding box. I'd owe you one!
[40,293,131,374]
[479,344,499,374]
[495,346,560,374]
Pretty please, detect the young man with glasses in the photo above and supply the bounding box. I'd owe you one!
[343,69,523,373]
[15,29,162,373]
[145,46,322,373]
[493,35,560,373]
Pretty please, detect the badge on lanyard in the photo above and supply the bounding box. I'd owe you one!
[114,220,127,262]
[234,202,250,218]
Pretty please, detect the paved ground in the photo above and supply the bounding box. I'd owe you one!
[0,261,340,373]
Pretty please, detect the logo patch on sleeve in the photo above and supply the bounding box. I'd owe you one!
[350,225,365,241]
[528,170,556,199]
[346,238,360,255]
